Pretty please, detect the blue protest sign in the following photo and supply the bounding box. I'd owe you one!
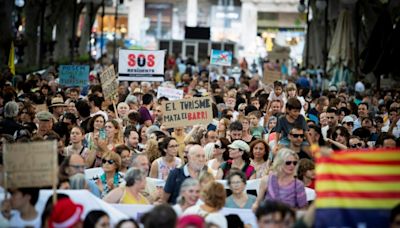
[59,65,90,87]
[210,49,232,66]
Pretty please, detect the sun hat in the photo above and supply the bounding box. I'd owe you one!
[228,140,250,153]
[49,97,67,107]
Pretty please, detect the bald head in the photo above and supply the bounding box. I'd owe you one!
[67,154,85,176]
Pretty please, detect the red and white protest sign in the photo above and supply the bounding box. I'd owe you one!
[118,49,165,76]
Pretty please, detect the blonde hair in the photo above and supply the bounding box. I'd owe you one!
[144,139,160,163]
[272,148,299,175]
[201,182,226,210]
[102,151,122,171]
[204,143,215,161]
[286,82,297,92]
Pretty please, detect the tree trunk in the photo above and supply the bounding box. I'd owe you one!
[78,3,101,57]
[53,1,84,63]
[0,0,13,68]
[24,0,42,67]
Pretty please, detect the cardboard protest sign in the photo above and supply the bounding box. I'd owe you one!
[33,104,48,113]
[210,49,232,66]
[162,97,213,128]
[3,141,58,188]
[118,49,165,81]
[100,65,118,100]
[157,87,184,101]
[263,69,281,84]
[59,65,89,87]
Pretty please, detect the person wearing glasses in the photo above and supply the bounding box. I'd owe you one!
[349,135,366,149]
[103,168,149,205]
[150,137,182,180]
[58,154,101,197]
[207,138,229,177]
[225,170,256,209]
[253,148,307,210]
[342,116,355,135]
[288,126,312,160]
[94,151,123,198]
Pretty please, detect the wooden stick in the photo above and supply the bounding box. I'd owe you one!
[3,143,8,200]
[112,98,119,119]
[52,140,58,205]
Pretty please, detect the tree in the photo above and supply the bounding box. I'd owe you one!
[0,0,14,69]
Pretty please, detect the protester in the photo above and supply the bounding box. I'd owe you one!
[225,170,257,209]
[48,198,84,228]
[94,151,123,198]
[249,139,270,178]
[183,182,227,228]
[83,210,110,228]
[103,168,149,204]
[173,178,201,216]
[163,145,206,204]
[216,140,255,180]
[254,148,307,210]
[150,137,182,180]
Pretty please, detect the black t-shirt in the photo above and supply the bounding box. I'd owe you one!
[297,150,312,160]
[164,166,190,204]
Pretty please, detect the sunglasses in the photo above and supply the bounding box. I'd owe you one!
[239,109,245,112]
[285,160,298,166]
[102,159,115,165]
[290,133,304,138]
[344,122,354,126]
[215,144,221,149]
[350,143,362,148]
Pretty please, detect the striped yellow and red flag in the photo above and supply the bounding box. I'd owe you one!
[315,148,400,227]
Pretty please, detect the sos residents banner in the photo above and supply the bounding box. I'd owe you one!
[162,97,213,128]
[118,49,165,81]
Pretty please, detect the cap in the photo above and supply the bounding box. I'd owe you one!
[342,115,354,124]
[228,140,250,153]
[329,85,338,92]
[49,198,83,228]
[125,94,138,104]
[177,215,205,228]
[36,111,53,121]
[49,97,67,107]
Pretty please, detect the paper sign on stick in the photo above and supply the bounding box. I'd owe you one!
[210,49,232,66]
[162,97,213,128]
[157,87,184,101]
[100,65,118,100]
[59,65,89,87]
[263,70,281,85]
[3,141,58,188]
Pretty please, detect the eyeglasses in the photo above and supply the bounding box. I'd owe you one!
[344,122,354,126]
[168,144,179,148]
[102,159,115,165]
[290,133,304,138]
[239,109,245,112]
[285,160,298,166]
[350,143,363,148]
[214,144,221,149]
[230,181,244,186]
[69,164,85,170]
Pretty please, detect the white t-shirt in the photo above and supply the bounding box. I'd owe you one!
[10,211,41,228]
[183,204,227,228]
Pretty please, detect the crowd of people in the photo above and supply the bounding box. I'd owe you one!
[0,56,399,228]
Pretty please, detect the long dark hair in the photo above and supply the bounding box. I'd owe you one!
[83,210,109,228]
[159,137,176,156]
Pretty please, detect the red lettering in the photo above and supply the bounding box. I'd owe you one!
[128,54,136,66]
[147,54,155,67]
[188,113,192,120]
[201,111,205,119]
[196,112,201,119]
